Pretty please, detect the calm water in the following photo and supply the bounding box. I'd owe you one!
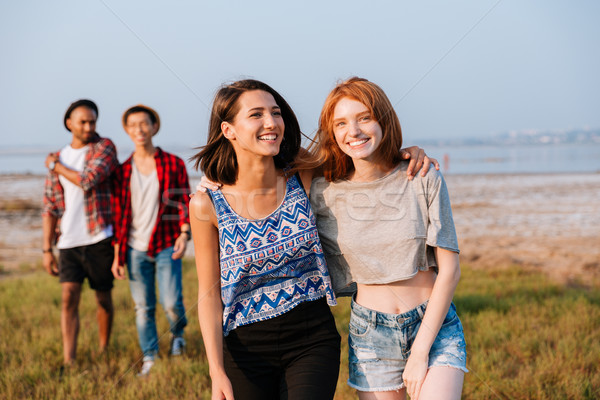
[1,143,599,176]
[427,143,600,175]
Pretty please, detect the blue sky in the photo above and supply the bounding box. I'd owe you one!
[1,0,599,152]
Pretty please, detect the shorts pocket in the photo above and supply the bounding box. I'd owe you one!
[441,303,459,327]
[349,311,370,337]
[402,318,422,358]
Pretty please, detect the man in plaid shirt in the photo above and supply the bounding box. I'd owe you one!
[42,99,119,369]
[111,104,191,376]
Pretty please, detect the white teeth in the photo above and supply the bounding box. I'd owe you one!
[349,139,368,147]
[259,135,277,141]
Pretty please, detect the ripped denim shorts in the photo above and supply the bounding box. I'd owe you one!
[347,297,468,392]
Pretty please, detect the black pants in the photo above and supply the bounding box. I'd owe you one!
[223,298,341,400]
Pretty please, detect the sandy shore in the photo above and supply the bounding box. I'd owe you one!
[1,173,599,284]
[446,173,600,283]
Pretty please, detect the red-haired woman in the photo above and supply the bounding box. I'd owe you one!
[311,77,467,400]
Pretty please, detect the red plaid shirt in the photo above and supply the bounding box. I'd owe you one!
[112,148,191,265]
[43,134,118,237]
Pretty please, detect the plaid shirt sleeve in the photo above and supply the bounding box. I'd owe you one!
[81,137,119,235]
[111,161,134,266]
[176,157,191,226]
[111,164,125,236]
[80,138,118,191]
[146,150,191,257]
[42,171,64,218]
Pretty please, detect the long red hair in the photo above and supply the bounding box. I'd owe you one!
[312,77,403,182]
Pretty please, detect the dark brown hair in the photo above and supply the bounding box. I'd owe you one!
[312,77,403,182]
[191,79,302,184]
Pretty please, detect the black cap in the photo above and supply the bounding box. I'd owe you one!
[64,99,98,131]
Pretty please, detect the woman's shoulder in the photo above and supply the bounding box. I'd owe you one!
[189,190,217,222]
[295,169,314,192]
[308,175,336,199]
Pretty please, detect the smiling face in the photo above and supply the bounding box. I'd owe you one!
[222,90,285,158]
[124,111,158,147]
[332,97,383,163]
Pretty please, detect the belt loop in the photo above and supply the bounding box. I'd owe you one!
[370,309,377,329]
[419,301,428,318]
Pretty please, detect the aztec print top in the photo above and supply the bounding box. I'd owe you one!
[208,173,336,336]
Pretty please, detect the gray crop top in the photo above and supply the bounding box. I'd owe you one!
[310,161,459,295]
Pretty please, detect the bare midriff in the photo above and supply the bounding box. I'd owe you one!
[355,269,437,314]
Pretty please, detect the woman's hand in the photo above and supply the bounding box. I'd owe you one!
[211,371,235,400]
[196,175,222,193]
[400,146,440,180]
[403,351,429,400]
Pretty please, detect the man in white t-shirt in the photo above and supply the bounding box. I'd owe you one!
[111,105,191,376]
[42,99,119,370]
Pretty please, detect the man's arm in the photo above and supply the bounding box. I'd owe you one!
[42,214,58,276]
[79,139,118,191]
[45,153,81,187]
[111,243,126,280]
[172,159,192,260]
[41,172,61,276]
[45,139,118,190]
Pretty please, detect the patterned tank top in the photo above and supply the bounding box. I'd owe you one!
[208,173,336,336]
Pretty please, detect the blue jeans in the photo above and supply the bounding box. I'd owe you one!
[127,246,187,358]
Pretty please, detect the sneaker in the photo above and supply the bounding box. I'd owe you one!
[170,336,186,357]
[137,356,155,377]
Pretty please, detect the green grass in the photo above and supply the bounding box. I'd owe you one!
[0,262,598,399]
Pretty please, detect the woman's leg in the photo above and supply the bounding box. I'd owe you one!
[418,367,464,400]
[281,299,341,400]
[420,303,466,399]
[281,339,340,399]
[223,326,281,400]
[357,389,406,400]
[357,364,463,400]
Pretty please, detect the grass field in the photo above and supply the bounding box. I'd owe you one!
[1,262,599,399]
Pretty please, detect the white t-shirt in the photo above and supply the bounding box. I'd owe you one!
[56,144,112,249]
[127,160,159,252]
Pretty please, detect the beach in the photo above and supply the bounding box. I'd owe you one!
[1,172,599,284]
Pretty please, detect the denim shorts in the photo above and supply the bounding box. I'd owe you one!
[348,297,468,392]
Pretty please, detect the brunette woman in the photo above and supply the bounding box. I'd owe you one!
[190,80,340,400]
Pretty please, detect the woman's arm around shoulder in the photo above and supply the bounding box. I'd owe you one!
[189,192,235,400]
[399,145,440,180]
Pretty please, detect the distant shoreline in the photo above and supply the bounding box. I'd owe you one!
[1,172,599,285]
[2,171,599,179]
[3,142,599,176]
